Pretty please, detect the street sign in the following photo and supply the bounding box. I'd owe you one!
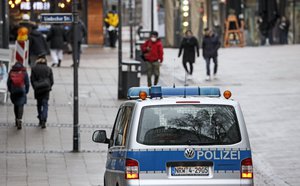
[40,13,73,23]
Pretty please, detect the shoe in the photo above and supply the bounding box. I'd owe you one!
[16,119,22,130]
[41,121,46,129]
[58,60,61,67]
[213,73,217,80]
[51,63,56,67]
[187,74,192,80]
[205,75,211,81]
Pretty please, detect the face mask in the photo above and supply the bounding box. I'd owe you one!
[151,37,157,42]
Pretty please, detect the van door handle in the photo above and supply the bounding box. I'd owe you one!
[108,151,113,154]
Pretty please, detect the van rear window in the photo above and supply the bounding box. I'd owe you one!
[137,105,241,145]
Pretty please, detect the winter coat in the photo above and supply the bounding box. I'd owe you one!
[7,62,30,106]
[29,29,50,57]
[141,39,164,62]
[178,36,199,63]
[67,20,87,44]
[30,60,54,100]
[47,24,66,50]
[202,34,221,59]
[104,11,119,28]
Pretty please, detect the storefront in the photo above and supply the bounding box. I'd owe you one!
[8,0,104,45]
[147,0,300,47]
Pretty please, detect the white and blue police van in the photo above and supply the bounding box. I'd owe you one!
[92,86,253,186]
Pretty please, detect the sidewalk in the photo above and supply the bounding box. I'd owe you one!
[1,44,300,185]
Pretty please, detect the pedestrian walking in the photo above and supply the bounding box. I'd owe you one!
[178,30,199,80]
[30,56,54,129]
[202,28,221,81]
[68,19,87,67]
[47,23,67,67]
[104,5,119,48]
[141,31,164,87]
[28,24,50,67]
[7,61,30,129]
[278,16,290,45]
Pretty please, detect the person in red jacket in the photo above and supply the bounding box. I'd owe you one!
[141,31,164,87]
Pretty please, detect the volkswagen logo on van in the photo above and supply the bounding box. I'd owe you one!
[184,149,195,159]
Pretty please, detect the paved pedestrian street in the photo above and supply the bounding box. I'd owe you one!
[0,44,299,185]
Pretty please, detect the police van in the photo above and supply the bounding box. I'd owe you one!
[92,86,253,186]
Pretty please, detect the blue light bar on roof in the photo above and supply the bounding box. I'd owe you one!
[127,86,221,99]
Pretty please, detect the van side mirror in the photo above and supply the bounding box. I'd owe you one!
[92,130,109,143]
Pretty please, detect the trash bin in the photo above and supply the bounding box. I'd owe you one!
[119,60,141,99]
[135,40,147,74]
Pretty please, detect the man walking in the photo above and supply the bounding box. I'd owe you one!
[7,61,30,129]
[202,28,221,81]
[30,56,54,128]
[141,31,164,87]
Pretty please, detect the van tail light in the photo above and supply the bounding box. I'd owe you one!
[125,159,139,179]
[241,158,253,179]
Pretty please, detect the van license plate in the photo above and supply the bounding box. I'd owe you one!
[171,166,209,176]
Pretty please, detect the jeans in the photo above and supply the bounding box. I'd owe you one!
[146,61,160,87]
[205,57,218,76]
[14,105,24,119]
[37,98,48,122]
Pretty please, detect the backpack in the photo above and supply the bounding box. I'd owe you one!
[9,70,25,94]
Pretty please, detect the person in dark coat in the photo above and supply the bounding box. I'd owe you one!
[178,30,199,80]
[278,16,290,44]
[7,62,30,129]
[28,25,50,66]
[47,23,67,67]
[30,56,54,128]
[202,28,221,81]
[68,19,87,67]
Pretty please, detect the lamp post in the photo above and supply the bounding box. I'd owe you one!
[72,0,80,152]
[0,0,9,49]
[129,0,133,58]
[151,0,154,32]
[117,0,123,99]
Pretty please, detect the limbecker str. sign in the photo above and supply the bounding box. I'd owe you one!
[40,13,73,23]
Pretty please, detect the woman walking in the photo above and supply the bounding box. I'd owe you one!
[178,30,199,80]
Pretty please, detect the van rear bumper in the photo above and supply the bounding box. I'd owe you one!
[127,179,253,186]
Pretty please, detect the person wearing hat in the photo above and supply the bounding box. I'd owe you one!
[30,56,54,128]
[141,31,164,87]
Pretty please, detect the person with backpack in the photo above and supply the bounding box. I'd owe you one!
[7,61,30,129]
[30,56,54,128]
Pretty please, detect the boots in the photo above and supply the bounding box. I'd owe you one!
[16,119,22,130]
[41,120,46,129]
[58,59,61,67]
